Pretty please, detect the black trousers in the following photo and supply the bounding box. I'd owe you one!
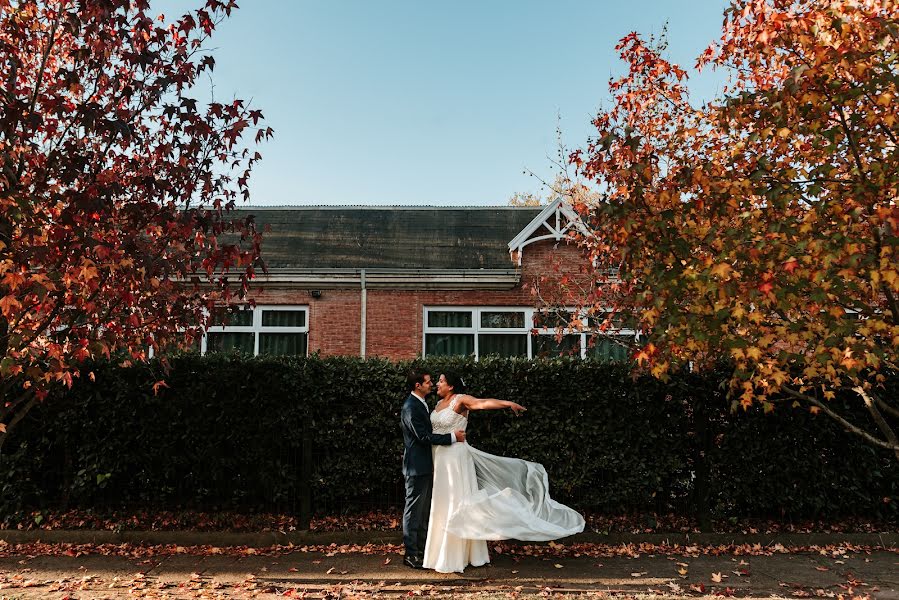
[402,473,433,558]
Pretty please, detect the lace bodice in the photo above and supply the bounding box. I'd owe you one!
[430,396,467,434]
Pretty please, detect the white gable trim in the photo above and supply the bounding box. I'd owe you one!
[507,197,587,265]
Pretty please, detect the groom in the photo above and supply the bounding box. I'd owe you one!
[400,369,465,569]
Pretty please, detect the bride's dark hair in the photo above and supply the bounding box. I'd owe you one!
[442,371,466,394]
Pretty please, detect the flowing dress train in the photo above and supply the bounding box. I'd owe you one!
[422,396,584,573]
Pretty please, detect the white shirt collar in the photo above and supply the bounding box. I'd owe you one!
[411,391,428,407]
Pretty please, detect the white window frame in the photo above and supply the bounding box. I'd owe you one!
[422,306,639,360]
[202,305,309,356]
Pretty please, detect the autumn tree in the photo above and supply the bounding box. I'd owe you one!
[572,0,899,457]
[508,175,604,209]
[509,122,600,208]
[0,0,270,448]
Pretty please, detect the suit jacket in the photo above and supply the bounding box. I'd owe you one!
[400,393,452,476]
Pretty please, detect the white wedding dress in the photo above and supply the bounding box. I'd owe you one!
[422,396,585,573]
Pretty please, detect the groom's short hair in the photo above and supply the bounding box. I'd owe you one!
[406,369,429,392]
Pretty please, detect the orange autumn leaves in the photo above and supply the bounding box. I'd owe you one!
[573,1,898,454]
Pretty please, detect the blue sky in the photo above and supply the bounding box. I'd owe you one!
[156,1,730,206]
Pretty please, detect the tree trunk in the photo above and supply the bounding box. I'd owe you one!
[691,391,713,532]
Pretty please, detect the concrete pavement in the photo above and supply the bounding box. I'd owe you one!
[0,538,896,598]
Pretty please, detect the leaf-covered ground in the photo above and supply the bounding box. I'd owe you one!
[1,539,896,559]
[3,509,895,535]
[0,539,892,599]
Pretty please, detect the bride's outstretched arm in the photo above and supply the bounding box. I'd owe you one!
[458,395,526,415]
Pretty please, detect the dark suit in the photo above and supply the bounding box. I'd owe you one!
[400,393,453,559]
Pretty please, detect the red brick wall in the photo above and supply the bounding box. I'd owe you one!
[250,288,362,356]
[248,239,590,359]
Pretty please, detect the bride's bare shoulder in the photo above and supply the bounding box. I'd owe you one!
[453,394,473,413]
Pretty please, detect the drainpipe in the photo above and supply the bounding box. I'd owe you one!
[360,269,367,358]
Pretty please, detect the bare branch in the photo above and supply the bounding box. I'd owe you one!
[781,385,899,454]
[872,390,899,421]
[855,386,899,461]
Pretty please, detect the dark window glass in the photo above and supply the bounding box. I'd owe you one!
[588,311,638,330]
[480,311,525,329]
[428,311,472,328]
[210,308,253,327]
[533,309,575,329]
[262,310,306,327]
[206,332,255,354]
[478,334,528,357]
[425,334,474,356]
[532,334,581,358]
[589,335,632,363]
[259,333,308,356]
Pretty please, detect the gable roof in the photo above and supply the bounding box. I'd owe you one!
[238,206,542,270]
[507,197,588,264]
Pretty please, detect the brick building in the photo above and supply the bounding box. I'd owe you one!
[204,199,634,361]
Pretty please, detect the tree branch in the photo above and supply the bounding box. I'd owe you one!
[854,386,899,462]
[781,385,899,453]
[16,1,63,180]
[0,390,37,453]
[872,226,899,323]
[871,389,899,421]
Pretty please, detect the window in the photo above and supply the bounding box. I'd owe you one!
[585,311,639,363]
[203,306,308,357]
[424,307,528,358]
[532,308,582,358]
[423,306,638,361]
[588,334,634,362]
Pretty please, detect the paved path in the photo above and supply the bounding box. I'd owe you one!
[0,545,896,598]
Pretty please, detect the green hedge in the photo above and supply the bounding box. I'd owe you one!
[0,354,896,521]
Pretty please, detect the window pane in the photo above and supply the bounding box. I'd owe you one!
[533,309,575,329]
[428,311,472,328]
[206,332,255,354]
[259,333,307,356]
[532,334,580,358]
[478,334,527,357]
[425,334,474,356]
[480,311,525,329]
[588,311,638,330]
[156,334,202,356]
[262,310,306,328]
[590,335,632,363]
[211,307,253,327]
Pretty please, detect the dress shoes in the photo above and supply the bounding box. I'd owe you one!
[403,554,423,569]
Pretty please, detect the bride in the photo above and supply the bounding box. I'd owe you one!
[422,371,585,574]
